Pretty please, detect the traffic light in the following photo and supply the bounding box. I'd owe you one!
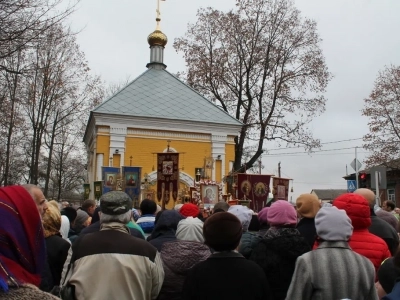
[359,172,367,188]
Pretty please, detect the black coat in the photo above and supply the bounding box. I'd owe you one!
[369,210,399,256]
[182,252,273,300]
[149,230,177,252]
[296,217,317,248]
[250,228,310,300]
[45,234,70,286]
[79,221,145,240]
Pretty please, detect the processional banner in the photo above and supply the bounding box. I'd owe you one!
[102,166,120,195]
[237,174,272,212]
[157,153,179,204]
[272,177,290,201]
[83,184,90,200]
[93,181,103,200]
[122,166,141,208]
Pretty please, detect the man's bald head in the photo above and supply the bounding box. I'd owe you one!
[354,188,375,207]
[22,184,48,217]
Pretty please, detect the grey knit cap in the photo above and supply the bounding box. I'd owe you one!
[315,206,353,241]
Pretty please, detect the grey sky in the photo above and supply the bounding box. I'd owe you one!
[69,0,400,202]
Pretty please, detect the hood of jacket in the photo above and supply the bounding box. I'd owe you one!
[149,210,184,240]
[263,228,310,257]
[161,241,211,274]
[333,193,371,230]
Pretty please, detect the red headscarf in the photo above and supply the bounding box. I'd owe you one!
[0,186,46,291]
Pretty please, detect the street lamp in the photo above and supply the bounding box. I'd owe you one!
[195,169,201,182]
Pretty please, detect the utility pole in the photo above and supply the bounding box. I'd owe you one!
[355,147,359,189]
[278,161,281,178]
[258,157,262,174]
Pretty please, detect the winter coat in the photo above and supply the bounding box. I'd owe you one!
[45,234,70,286]
[383,280,400,300]
[182,252,274,300]
[250,227,310,300]
[369,210,399,256]
[137,214,156,234]
[333,195,391,273]
[285,241,378,300]
[79,221,145,240]
[159,241,211,300]
[147,210,184,251]
[296,217,317,248]
[1,285,59,300]
[238,231,262,259]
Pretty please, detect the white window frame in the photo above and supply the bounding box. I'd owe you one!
[387,189,395,202]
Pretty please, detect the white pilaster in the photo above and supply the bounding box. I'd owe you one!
[109,125,127,167]
[96,153,103,181]
[211,133,227,182]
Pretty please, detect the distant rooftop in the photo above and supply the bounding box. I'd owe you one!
[311,189,347,200]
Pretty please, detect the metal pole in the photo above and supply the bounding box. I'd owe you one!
[355,147,359,188]
[375,171,380,206]
[278,162,281,178]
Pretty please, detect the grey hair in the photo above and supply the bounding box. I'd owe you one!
[100,210,132,224]
[21,184,40,200]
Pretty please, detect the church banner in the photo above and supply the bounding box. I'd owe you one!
[83,184,90,200]
[93,181,103,200]
[122,166,141,207]
[102,166,120,195]
[272,177,290,201]
[237,174,272,212]
[157,153,179,204]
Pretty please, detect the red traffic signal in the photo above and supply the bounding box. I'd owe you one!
[360,173,366,180]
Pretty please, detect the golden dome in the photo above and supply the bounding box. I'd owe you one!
[147,29,168,47]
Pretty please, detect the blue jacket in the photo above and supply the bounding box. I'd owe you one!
[383,280,400,300]
[136,214,156,234]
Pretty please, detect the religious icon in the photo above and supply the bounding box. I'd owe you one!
[95,186,100,192]
[126,173,137,187]
[205,157,214,169]
[277,185,286,199]
[201,185,218,206]
[162,161,173,175]
[105,174,116,186]
[254,182,267,197]
[241,180,251,196]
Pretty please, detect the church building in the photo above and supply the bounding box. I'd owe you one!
[83,9,242,209]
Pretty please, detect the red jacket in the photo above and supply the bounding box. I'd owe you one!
[333,193,390,274]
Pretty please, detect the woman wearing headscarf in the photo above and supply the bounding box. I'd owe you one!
[42,205,71,291]
[147,210,185,251]
[250,200,310,300]
[69,210,91,243]
[0,185,59,299]
[158,217,211,300]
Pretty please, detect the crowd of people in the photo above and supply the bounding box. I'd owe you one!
[1,185,400,299]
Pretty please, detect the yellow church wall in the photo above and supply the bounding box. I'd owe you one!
[113,154,121,168]
[215,160,222,182]
[225,143,235,175]
[96,134,110,166]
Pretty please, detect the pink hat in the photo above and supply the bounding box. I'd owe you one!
[257,207,270,225]
[267,200,297,227]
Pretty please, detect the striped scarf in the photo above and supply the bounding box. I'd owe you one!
[0,186,46,292]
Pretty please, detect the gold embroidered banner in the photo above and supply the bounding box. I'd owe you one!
[157,153,179,204]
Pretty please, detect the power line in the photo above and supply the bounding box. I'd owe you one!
[265,137,363,152]
[264,151,369,157]
[264,146,363,156]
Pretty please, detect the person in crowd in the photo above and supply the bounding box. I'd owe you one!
[41,205,71,292]
[80,199,96,217]
[80,206,144,239]
[250,200,310,300]
[137,198,158,235]
[376,255,400,299]
[174,204,183,212]
[159,217,211,300]
[148,210,184,251]
[182,212,273,300]
[332,193,391,273]
[248,211,260,232]
[131,207,141,221]
[286,206,378,300]
[295,194,321,248]
[375,208,399,231]
[61,201,70,209]
[48,200,61,211]
[22,184,48,217]
[212,201,229,213]
[60,215,71,242]
[127,214,146,238]
[179,203,200,218]
[383,200,400,220]
[0,186,59,299]
[69,210,91,243]
[257,207,270,236]
[63,191,164,300]
[355,188,399,255]
[228,205,261,258]
[61,207,77,228]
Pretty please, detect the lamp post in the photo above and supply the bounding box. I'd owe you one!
[195,169,201,182]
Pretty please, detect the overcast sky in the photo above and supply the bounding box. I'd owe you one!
[68,0,400,202]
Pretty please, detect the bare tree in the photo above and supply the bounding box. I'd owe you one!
[174,0,331,172]
[363,65,400,169]
[0,0,77,74]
